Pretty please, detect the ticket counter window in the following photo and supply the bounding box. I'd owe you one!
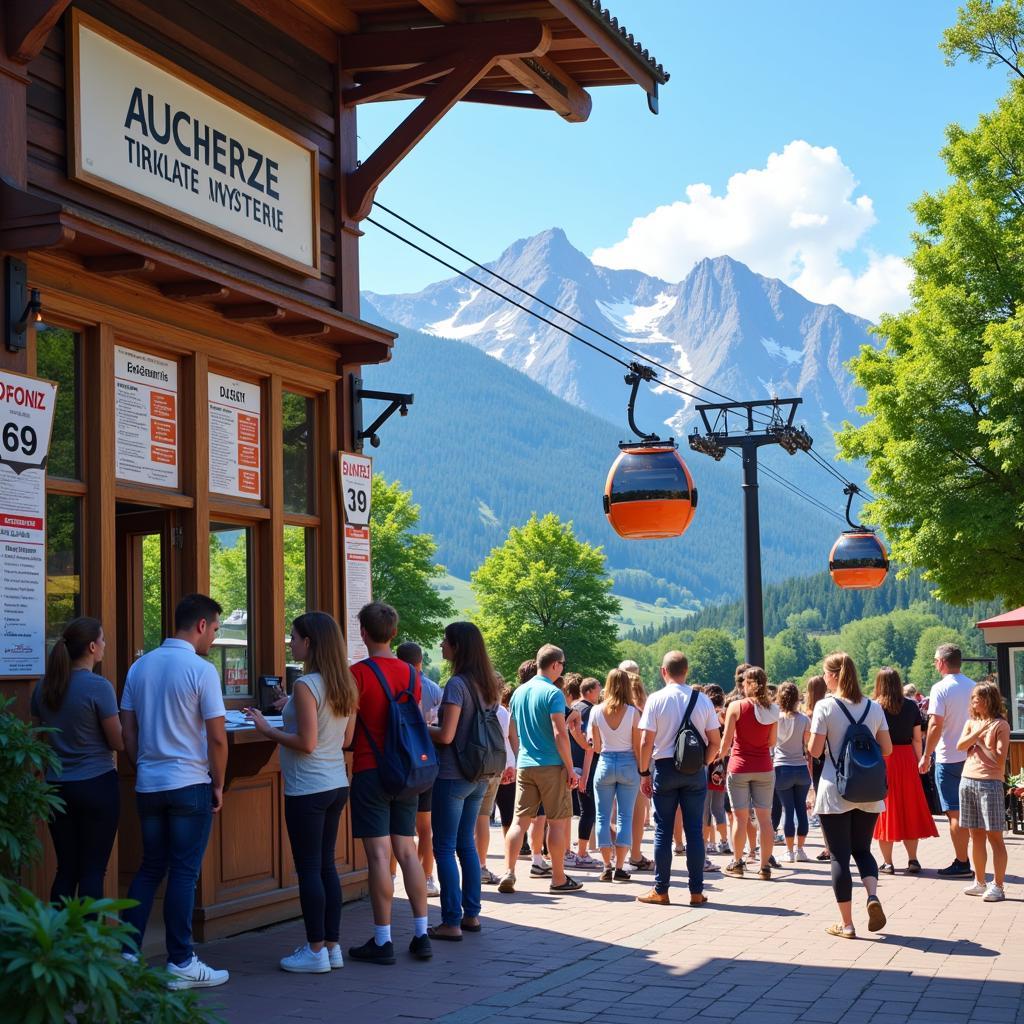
[1011,649,1024,734]
[282,392,314,515]
[283,524,315,664]
[209,525,253,697]
[35,326,80,481]
[45,494,81,645]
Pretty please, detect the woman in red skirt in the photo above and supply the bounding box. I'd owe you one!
[873,667,937,873]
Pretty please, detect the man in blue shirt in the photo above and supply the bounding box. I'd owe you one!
[498,644,582,894]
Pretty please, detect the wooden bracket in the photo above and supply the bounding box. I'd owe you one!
[343,55,457,106]
[272,320,330,337]
[6,0,72,63]
[159,280,230,300]
[499,55,591,123]
[83,253,155,275]
[217,302,285,322]
[342,19,551,221]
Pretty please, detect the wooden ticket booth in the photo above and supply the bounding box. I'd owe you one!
[0,0,666,941]
[976,609,1024,778]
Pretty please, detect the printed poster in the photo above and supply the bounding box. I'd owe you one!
[114,347,178,487]
[208,374,261,499]
[344,525,371,664]
[0,371,58,676]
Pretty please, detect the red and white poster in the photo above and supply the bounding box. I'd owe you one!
[0,371,58,677]
[208,373,261,499]
[339,452,373,662]
[114,346,178,487]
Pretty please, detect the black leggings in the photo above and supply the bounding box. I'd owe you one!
[495,781,516,831]
[284,787,349,944]
[819,810,879,903]
[49,769,120,903]
[578,763,597,841]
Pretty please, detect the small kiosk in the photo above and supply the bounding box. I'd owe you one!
[1,0,667,941]
[976,608,1024,775]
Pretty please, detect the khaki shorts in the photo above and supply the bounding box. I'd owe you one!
[514,765,572,821]
[479,775,501,817]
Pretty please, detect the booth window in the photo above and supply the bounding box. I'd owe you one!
[35,326,80,480]
[46,494,81,644]
[282,391,314,515]
[208,524,253,697]
[1011,649,1024,734]
[283,524,315,666]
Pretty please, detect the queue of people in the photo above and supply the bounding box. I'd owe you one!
[30,609,1015,991]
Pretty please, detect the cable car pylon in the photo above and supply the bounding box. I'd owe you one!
[688,398,813,668]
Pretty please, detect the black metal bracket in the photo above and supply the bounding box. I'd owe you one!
[843,483,867,531]
[621,361,669,449]
[5,257,41,353]
[350,375,414,452]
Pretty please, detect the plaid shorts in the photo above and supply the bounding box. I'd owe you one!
[958,777,1004,832]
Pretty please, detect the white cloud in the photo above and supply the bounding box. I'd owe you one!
[591,141,913,321]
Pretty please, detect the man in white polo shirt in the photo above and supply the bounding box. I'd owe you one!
[120,593,229,989]
[636,650,721,906]
[919,642,976,878]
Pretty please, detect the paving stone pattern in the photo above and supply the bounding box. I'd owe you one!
[197,820,1024,1023]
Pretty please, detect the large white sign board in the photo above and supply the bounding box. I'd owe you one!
[69,12,320,275]
[0,372,58,677]
[115,347,178,488]
[208,374,261,499]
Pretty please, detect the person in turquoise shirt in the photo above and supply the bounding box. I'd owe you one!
[498,645,582,895]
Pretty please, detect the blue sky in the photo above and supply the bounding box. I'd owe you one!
[358,1,1007,320]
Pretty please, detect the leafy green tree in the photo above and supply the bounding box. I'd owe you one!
[910,624,969,690]
[615,639,658,690]
[687,629,739,687]
[471,513,621,680]
[371,476,455,648]
[838,5,1024,605]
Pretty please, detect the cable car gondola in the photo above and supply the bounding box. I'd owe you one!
[830,485,888,589]
[602,362,698,540]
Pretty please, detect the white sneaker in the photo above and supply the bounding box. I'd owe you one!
[774,832,785,844]
[425,876,440,897]
[785,849,796,863]
[983,884,1005,902]
[280,944,330,974]
[963,882,987,896]
[166,955,230,990]
[564,850,579,867]
[327,944,344,969]
[795,847,809,862]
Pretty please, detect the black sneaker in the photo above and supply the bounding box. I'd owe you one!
[767,855,781,869]
[879,863,895,875]
[937,859,972,878]
[409,934,433,960]
[348,938,396,965]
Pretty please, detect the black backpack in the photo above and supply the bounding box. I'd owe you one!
[453,675,506,782]
[673,689,707,774]
[827,698,888,803]
[357,660,439,798]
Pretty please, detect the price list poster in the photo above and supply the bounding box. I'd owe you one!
[114,347,179,487]
[0,371,57,676]
[208,374,261,499]
[339,452,372,663]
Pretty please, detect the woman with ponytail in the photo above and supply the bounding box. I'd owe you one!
[246,612,357,973]
[808,652,893,939]
[30,617,122,902]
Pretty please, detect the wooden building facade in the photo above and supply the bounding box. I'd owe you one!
[0,0,666,940]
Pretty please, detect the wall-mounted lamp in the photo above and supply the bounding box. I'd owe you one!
[5,258,43,353]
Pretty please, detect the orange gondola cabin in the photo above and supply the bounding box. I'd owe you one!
[829,530,889,589]
[603,445,698,540]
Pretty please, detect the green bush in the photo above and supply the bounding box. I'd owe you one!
[0,697,63,876]
[0,878,221,1023]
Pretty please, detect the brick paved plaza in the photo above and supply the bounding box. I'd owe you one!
[197,820,1024,1024]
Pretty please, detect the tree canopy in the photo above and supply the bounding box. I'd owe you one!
[471,513,621,680]
[838,3,1024,606]
[370,476,455,648]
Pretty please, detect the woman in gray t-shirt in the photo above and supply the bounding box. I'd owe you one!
[31,617,123,902]
[772,682,812,862]
[427,621,502,940]
[247,612,357,973]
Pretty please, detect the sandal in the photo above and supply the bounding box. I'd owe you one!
[866,897,887,933]
[599,867,614,882]
[629,856,654,870]
[549,876,583,892]
[816,850,832,861]
[460,919,482,933]
[427,926,463,942]
[826,923,856,939]
[906,859,921,875]
[480,868,500,885]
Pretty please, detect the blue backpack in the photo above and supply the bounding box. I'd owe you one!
[827,698,888,803]
[358,659,439,798]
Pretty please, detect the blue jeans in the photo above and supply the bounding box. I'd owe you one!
[935,760,963,812]
[431,777,487,927]
[594,751,640,850]
[774,765,811,837]
[123,783,214,965]
[651,759,708,895]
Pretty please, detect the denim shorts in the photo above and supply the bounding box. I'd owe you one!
[726,770,775,811]
[935,761,964,813]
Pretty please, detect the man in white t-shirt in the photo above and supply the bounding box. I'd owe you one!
[120,593,228,989]
[919,643,976,877]
[636,651,721,906]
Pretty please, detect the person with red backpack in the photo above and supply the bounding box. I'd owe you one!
[348,603,437,966]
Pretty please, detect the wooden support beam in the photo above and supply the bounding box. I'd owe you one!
[159,280,230,300]
[401,84,548,111]
[499,54,591,122]
[343,56,456,106]
[341,19,548,71]
[217,302,285,321]
[6,0,72,63]
[82,253,155,275]
[272,321,330,337]
[288,0,358,34]
[415,0,464,22]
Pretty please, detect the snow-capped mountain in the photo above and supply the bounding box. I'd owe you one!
[363,228,875,448]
